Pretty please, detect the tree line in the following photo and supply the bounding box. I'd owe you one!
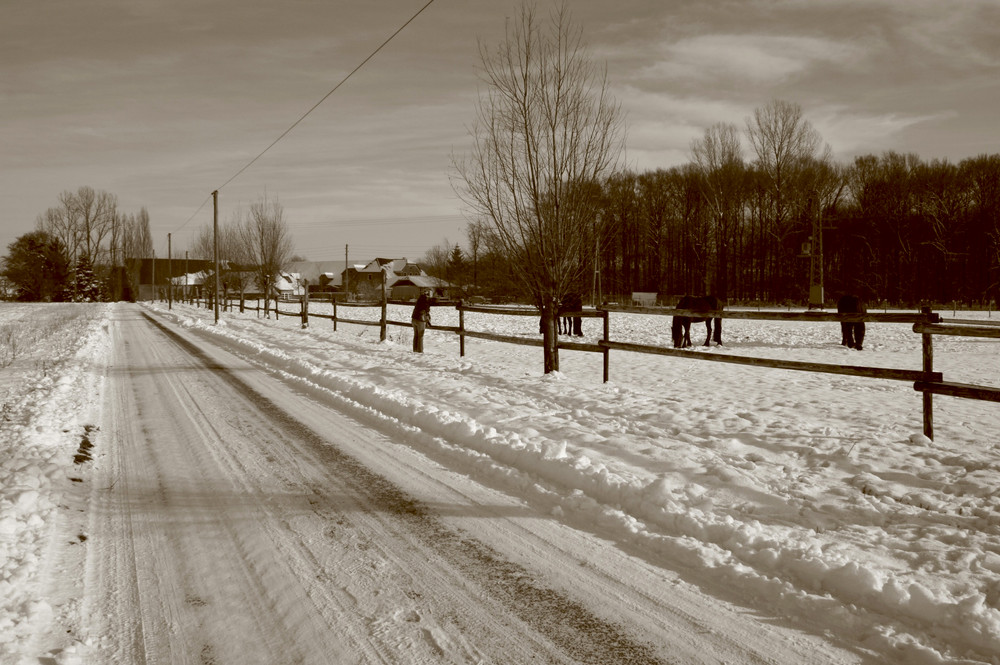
[2,186,153,302]
[2,188,294,304]
[440,128,1000,309]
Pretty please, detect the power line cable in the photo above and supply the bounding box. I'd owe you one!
[213,0,438,194]
[174,194,213,235]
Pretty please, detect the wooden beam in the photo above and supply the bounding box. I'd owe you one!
[600,340,942,383]
[914,381,1000,402]
[601,305,938,324]
[912,323,1000,339]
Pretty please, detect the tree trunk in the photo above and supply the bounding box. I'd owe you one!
[541,304,560,374]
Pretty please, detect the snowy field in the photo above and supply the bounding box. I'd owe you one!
[2,299,1000,664]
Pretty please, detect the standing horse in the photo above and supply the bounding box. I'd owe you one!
[837,294,866,350]
[672,295,723,348]
[560,293,583,336]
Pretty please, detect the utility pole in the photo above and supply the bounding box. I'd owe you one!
[151,250,156,302]
[168,233,173,310]
[213,190,220,323]
[344,243,349,299]
[185,251,189,304]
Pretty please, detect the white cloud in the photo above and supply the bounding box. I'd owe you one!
[641,34,862,85]
[809,105,946,158]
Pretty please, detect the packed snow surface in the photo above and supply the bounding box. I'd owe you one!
[1,300,999,664]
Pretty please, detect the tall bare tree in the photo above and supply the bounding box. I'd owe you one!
[454,1,625,372]
[745,100,829,299]
[36,187,119,267]
[237,194,293,313]
[36,186,121,298]
[465,219,487,293]
[121,207,153,300]
[691,122,746,298]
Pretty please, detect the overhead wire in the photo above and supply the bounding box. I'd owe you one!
[173,194,213,235]
[169,0,438,239]
[212,0,438,195]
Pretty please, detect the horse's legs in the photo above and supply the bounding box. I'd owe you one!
[713,317,723,345]
[853,322,866,350]
[703,319,712,346]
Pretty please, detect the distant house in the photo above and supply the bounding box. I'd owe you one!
[136,257,217,301]
[390,275,454,301]
[343,257,424,296]
[287,260,349,292]
[170,270,209,299]
[273,271,304,300]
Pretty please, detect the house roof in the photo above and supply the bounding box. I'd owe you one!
[358,257,421,275]
[287,260,349,284]
[391,275,451,289]
[170,271,209,286]
[273,272,304,294]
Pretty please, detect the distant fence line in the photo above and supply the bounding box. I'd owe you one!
[185,295,998,441]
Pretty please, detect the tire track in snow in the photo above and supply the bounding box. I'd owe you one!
[145,312,667,664]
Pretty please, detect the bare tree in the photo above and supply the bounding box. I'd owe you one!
[36,186,121,298]
[691,122,748,299]
[421,238,453,280]
[745,100,829,299]
[237,194,293,314]
[453,1,625,372]
[37,186,119,267]
[121,207,153,300]
[465,219,487,293]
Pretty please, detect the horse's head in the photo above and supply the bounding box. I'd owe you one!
[671,317,685,348]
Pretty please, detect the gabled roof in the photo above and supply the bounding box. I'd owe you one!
[358,257,422,275]
[391,275,451,288]
[273,271,304,294]
[170,271,209,286]
[287,260,348,283]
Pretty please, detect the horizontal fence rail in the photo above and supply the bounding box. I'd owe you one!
[600,340,942,383]
[189,295,998,441]
[914,381,1000,403]
[606,305,937,324]
[913,323,1000,339]
[911,319,1000,437]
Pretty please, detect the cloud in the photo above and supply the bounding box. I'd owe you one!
[640,34,862,86]
[809,105,949,159]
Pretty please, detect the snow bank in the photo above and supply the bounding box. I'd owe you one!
[156,301,1000,664]
[0,304,110,661]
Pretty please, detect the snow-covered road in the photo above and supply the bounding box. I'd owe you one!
[54,305,856,664]
[6,300,999,663]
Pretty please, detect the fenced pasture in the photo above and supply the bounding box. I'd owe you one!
[188,296,999,440]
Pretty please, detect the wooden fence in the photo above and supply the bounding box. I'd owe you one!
[194,296,998,441]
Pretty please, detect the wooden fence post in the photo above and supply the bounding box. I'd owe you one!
[301,284,309,329]
[380,270,387,342]
[459,302,465,357]
[602,308,610,383]
[333,300,338,331]
[921,306,934,440]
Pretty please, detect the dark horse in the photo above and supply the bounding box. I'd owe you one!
[837,294,866,350]
[559,293,583,336]
[672,295,723,348]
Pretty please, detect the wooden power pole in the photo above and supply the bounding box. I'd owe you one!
[213,190,220,324]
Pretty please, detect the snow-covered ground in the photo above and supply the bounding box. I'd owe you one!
[2,299,999,664]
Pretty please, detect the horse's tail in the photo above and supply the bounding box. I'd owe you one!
[710,296,724,344]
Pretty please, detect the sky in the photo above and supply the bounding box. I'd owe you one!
[2,0,998,263]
